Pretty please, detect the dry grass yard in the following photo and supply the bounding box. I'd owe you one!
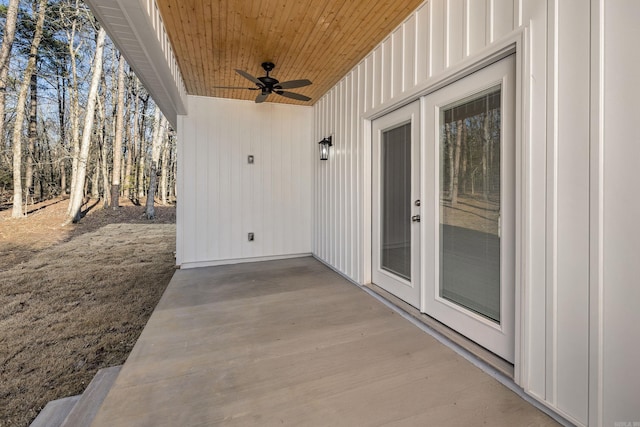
[0,198,176,426]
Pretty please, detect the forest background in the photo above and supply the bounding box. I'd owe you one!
[0,0,176,220]
[0,1,178,425]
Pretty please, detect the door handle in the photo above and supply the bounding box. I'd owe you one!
[411,215,421,222]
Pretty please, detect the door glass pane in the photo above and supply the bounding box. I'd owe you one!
[381,123,411,280]
[439,86,501,323]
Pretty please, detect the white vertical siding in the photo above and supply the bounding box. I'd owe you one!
[313,0,521,288]
[519,0,547,404]
[490,0,515,42]
[429,0,446,77]
[177,96,312,268]
[446,0,464,66]
[602,1,640,425]
[553,0,589,423]
[466,0,488,56]
[403,15,417,90]
[312,0,600,424]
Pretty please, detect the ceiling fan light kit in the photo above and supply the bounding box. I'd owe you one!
[214,62,312,103]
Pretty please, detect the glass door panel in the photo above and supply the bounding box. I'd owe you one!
[439,87,502,323]
[382,123,412,280]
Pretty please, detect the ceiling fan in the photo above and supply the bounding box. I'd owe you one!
[214,62,312,103]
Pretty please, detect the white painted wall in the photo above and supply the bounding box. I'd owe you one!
[312,0,638,425]
[177,96,313,268]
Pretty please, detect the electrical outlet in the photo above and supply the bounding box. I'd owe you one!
[248,232,254,241]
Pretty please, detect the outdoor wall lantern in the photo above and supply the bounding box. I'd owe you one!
[319,136,332,160]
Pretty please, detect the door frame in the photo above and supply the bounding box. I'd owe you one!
[363,35,526,378]
[371,101,421,308]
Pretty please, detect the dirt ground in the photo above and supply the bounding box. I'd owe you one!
[0,197,177,427]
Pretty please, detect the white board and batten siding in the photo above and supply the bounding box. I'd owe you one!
[311,0,640,426]
[313,0,520,287]
[599,1,640,425]
[177,96,313,268]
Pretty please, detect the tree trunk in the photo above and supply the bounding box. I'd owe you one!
[446,121,453,200]
[96,85,110,207]
[60,154,66,194]
[66,16,82,213]
[95,94,104,201]
[482,111,490,201]
[92,156,100,199]
[160,131,170,205]
[170,144,177,201]
[145,111,165,219]
[145,161,158,219]
[25,72,38,200]
[451,119,463,205]
[101,130,110,207]
[460,123,468,194]
[41,127,51,199]
[64,28,106,225]
[110,54,125,208]
[124,82,137,200]
[0,0,19,153]
[56,60,67,194]
[137,116,147,200]
[11,0,47,218]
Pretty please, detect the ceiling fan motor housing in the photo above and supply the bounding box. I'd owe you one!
[258,76,279,90]
[258,62,278,92]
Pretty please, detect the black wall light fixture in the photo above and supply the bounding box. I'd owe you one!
[319,136,332,160]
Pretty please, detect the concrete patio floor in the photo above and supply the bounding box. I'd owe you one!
[90,257,559,426]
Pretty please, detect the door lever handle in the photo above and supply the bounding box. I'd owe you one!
[411,215,421,222]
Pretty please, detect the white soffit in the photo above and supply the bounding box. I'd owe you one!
[84,0,187,127]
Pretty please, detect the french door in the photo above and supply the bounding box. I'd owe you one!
[423,55,516,362]
[372,101,421,308]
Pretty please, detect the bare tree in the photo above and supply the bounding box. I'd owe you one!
[96,88,109,205]
[482,111,491,201]
[0,3,177,212]
[110,54,125,208]
[160,128,171,205]
[65,1,84,206]
[64,27,106,225]
[123,77,136,199]
[25,73,37,199]
[11,0,48,218]
[136,95,149,201]
[0,0,19,147]
[145,109,165,219]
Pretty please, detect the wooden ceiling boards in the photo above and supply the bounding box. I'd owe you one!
[156,0,423,104]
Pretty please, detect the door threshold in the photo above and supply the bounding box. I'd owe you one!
[365,283,514,379]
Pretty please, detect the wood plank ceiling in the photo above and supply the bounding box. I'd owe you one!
[156,0,424,105]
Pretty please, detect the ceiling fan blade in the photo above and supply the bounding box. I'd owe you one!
[255,92,269,103]
[276,79,312,89]
[276,91,311,102]
[212,86,260,90]
[235,69,262,86]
